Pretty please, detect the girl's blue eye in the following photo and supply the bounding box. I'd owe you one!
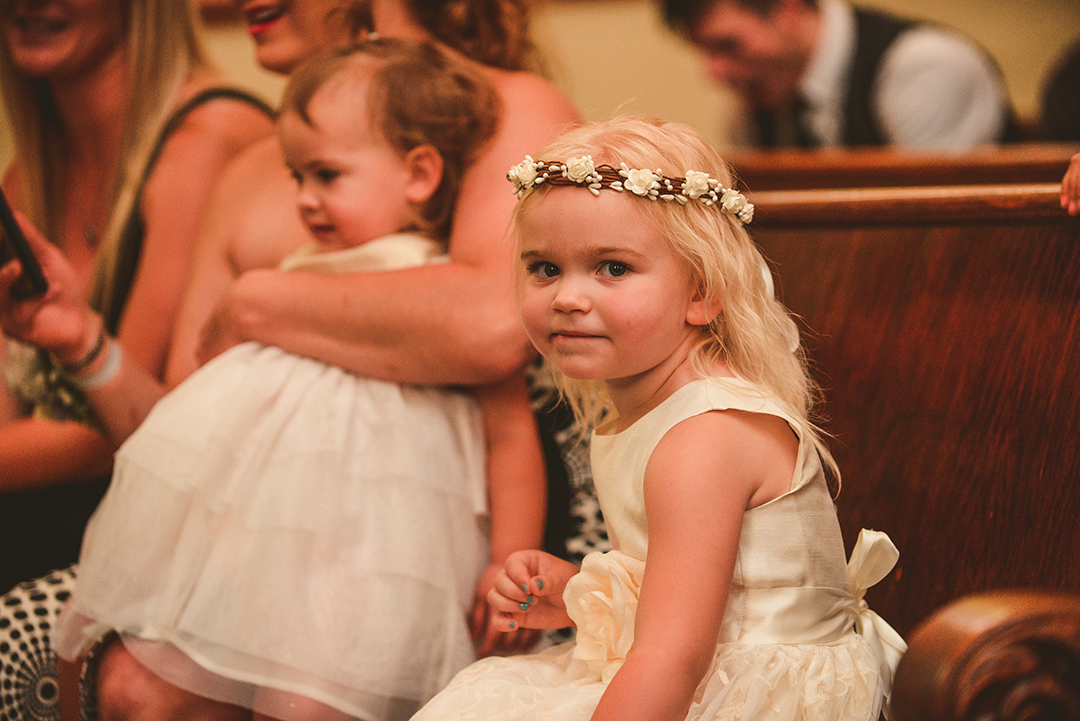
[599,261,629,277]
[530,262,560,279]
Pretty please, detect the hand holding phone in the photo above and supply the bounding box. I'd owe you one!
[0,187,48,298]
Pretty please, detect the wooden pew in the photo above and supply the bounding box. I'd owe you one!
[731,143,1079,191]
[890,590,1080,721]
[745,182,1080,643]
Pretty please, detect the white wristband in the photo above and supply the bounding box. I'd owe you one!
[73,338,122,390]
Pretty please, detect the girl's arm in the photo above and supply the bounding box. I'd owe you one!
[470,373,547,655]
[195,74,580,387]
[590,410,797,721]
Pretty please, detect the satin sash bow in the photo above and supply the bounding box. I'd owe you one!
[847,529,908,706]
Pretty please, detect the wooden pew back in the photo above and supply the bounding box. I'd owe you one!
[747,183,1080,638]
[732,143,1078,191]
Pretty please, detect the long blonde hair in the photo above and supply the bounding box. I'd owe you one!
[514,117,839,485]
[0,0,213,326]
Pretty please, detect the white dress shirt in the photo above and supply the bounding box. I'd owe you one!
[799,0,1009,149]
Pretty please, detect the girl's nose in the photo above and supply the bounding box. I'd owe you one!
[550,277,591,313]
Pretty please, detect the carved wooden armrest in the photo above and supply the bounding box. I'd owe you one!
[889,590,1080,721]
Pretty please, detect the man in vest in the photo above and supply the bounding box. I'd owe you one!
[663,0,1020,148]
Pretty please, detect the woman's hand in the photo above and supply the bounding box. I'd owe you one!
[0,213,99,363]
[486,550,579,633]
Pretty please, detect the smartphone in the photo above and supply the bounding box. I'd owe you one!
[0,186,48,298]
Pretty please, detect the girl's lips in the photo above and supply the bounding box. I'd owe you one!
[551,331,602,342]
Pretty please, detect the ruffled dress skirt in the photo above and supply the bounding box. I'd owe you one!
[54,342,489,721]
[413,550,885,721]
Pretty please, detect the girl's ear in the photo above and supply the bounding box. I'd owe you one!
[686,283,720,326]
[403,145,444,205]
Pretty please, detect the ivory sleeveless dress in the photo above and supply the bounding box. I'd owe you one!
[54,235,490,721]
[412,377,905,721]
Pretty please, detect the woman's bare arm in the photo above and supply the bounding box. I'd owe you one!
[121,95,276,380]
[0,95,274,465]
[196,73,580,386]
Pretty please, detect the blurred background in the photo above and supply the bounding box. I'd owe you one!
[3,0,1079,165]
[202,0,1080,148]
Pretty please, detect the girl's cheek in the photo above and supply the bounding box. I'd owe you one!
[518,295,547,344]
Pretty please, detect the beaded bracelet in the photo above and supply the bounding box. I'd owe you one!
[60,325,107,374]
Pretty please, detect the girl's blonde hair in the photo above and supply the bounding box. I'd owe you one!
[0,0,213,327]
[515,116,839,487]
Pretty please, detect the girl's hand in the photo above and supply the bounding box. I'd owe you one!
[0,213,98,363]
[486,550,579,632]
[470,562,542,657]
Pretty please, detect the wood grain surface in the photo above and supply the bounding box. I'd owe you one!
[749,184,1080,638]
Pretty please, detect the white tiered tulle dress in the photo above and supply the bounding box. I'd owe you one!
[54,235,490,721]
[412,377,906,721]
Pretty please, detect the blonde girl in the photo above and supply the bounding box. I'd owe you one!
[412,116,906,721]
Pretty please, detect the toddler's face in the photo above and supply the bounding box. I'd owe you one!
[278,85,417,252]
[517,187,705,385]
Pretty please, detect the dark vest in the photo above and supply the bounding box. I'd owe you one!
[755,7,1022,147]
[843,8,1022,146]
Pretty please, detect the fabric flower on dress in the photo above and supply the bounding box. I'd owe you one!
[564,550,646,684]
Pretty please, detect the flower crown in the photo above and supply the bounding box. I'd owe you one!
[507,155,753,224]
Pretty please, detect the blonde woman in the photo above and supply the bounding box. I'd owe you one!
[0,0,275,590]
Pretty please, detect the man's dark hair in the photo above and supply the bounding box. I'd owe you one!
[662,0,818,34]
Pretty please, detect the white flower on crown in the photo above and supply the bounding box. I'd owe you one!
[720,188,747,213]
[682,170,712,199]
[564,156,596,183]
[622,166,659,197]
[507,156,539,196]
[738,204,755,223]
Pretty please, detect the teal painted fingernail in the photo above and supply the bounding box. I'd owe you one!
[509,621,516,630]
[522,583,528,592]
[536,579,544,590]
[519,602,530,611]
[527,596,535,604]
